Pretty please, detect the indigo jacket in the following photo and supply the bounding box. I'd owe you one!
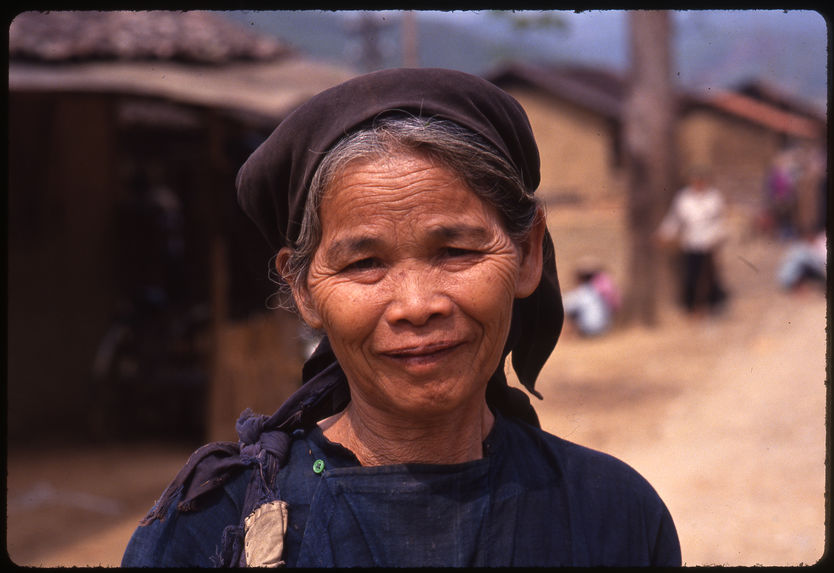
[122,377,681,567]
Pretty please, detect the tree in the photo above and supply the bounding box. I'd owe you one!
[346,12,387,72]
[621,11,677,326]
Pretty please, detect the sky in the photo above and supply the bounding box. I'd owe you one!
[230,9,827,108]
[418,9,828,106]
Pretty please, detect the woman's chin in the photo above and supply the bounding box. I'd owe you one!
[369,376,487,420]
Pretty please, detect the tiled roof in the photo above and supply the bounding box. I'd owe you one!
[700,90,823,140]
[490,61,825,140]
[735,79,826,123]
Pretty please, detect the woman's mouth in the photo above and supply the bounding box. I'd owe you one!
[380,341,464,368]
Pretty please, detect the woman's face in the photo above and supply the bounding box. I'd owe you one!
[291,153,543,421]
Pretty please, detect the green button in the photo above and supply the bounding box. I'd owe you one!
[312,459,325,474]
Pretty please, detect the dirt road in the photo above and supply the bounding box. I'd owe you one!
[534,206,828,566]
[5,204,828,567]
[534,278,827,566]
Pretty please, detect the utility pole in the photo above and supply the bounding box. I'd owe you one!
[621,11,677,326]
[349,12,385,72]
[402,10,419,67]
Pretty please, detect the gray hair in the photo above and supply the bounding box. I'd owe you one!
[271,114,541,311]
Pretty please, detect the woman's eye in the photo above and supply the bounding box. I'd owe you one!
[343,258,381,272]
[444,247,476,258]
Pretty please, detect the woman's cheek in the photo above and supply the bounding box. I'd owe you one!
[448,263,517,347]
[311,279,380,335]
[461,259,519,307]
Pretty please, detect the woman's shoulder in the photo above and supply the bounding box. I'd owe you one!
[499,416,663,499]
[121,454,253,567]
[497,417,680,565]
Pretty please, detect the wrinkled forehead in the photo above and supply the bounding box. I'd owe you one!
[319,145,469,198]
[318,153,503,238]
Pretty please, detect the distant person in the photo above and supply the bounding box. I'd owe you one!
[563,258,620,337]
[657,166,729,316]
[777,229,826,292]
[763,149,799,239]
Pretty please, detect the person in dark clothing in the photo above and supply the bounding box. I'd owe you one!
[122,68,681,567]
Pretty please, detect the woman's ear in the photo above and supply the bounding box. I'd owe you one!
[275,248,324,329]
[515,206,546,299]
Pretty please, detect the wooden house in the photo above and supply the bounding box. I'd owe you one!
[8,11,356,445]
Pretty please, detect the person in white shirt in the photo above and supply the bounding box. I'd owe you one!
[657,167,729,315]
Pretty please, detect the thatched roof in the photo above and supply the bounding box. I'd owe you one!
[9,11,290,64]
[9,11,358,124]
[10,57,356,124]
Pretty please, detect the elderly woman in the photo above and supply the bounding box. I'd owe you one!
[122,68,680,567]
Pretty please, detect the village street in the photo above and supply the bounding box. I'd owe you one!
[536,205,828,566]
[6,10,828,570]
[5,203,828,567]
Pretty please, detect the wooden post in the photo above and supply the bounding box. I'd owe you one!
[621,11,677,326]
[402,11,419,68]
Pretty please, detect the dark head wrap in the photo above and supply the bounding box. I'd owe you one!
[237,67,563,424]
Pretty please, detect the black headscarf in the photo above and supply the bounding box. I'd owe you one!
[236,67,563,424]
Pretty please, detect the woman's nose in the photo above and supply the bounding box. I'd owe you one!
[384,268,453,326]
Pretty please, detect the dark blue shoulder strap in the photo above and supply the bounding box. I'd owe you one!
[139,349,349,527]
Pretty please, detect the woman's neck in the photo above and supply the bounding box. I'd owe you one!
[319,400,494,466]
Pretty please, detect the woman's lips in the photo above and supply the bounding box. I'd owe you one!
[383,340,461,356]
[379,341,464,367]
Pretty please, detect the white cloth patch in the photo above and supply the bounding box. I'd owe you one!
[244,499,289,567]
